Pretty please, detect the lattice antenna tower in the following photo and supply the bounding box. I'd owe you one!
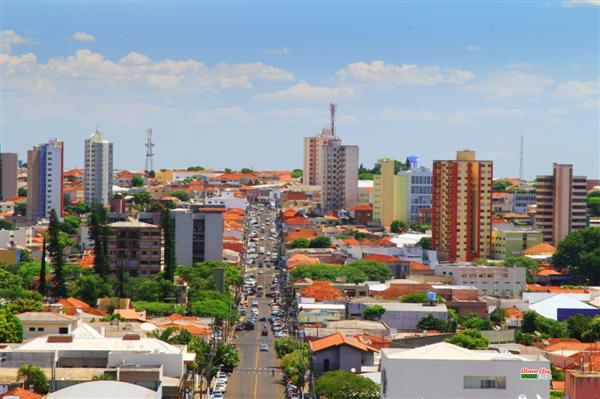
[145,128,155,173]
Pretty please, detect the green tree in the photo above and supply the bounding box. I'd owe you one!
[59,214,81,235]
[315,370,380,399]
[309,236,331,248]
[291,169,303,179]
[189,339,240,377]
[240,168,254,174]
[581,316,600,342]
[399,293,430,303]
[275,336,307,357]
[586,191,600,216]
[346,260,393,281]
[68,274,112,304]
[417,313,446,331]
[462,313,493,330]
[553,227,600,284]
[148,327,193,345]
[446,329,489,349]
[18,187,27,197]
[0,219,15,230]
[566,314,593,341]
[48,209,66,298]
[131,175,145,187]
[492,179,511,192]
[224,168,232,173]
[132,301,184,316]
[169,190,191,202]
[418,237,433,250]
[363,305,386,320]
[0,308,23,342]
[489,307,508,324]
[161,208,176,281]
[39,238,47,297]
[15,203,27,216]
[504,256,540,283]
[89,203,110,278]
[280,348,309,387]
[7,297,43,313]
[290,238,310,248]
[390,220,409,233]
[132,191,153,208]
[358,173,374,180]
[17,364,48,393]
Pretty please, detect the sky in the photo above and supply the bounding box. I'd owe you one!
[1,1,599,179]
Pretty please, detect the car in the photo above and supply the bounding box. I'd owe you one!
[210,392,224,399]
[260,343,269,352]
[259,316,266,321]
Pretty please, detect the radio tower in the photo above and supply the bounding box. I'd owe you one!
[330,103,336,136]
[519,136,524,186]
[145,128,155,174]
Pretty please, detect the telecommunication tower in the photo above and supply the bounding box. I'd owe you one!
[330,103,336,136]
[145,128,155,173]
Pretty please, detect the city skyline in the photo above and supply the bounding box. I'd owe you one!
[2,1,599,178]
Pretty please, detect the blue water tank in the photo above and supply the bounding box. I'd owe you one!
[406,155,419,170]
[426,291,437,302]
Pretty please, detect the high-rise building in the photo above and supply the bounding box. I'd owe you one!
[373,158,431,227]
[171,205,225,266]
[303,104,358,212]
[535,164,587,244]
[108,221,164,276]
[0,153,18,200]
[27,139,64,219]
[84,129,113,206]
[432,150,493,262]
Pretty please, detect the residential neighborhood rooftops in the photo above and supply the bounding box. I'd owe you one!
[382,342,543,361]
[17,312,78,323]
[0,388,44,399]
[309,333,378,353]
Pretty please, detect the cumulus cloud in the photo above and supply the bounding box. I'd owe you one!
[465,45,480,52]
[464,70,554,98]
[508,62,535,70]
[554,80,599,100]
[561,0,600,7]
[262,48,291,56]
[380,106,532,123]
[71,32,96,42]
[187,106,256,125]
[1,49,295,94]
[1,30,35,53]
[336,60,474,86]
[253,82,357,101]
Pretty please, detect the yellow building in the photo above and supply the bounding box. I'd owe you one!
[373,158,408,227]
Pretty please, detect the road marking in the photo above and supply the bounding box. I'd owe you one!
[252,345,260,399]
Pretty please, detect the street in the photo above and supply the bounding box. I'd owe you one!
[226,202,286,399]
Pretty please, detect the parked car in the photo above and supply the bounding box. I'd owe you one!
[260,343,269,352]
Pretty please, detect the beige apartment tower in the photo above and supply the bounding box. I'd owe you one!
[432,150,493,262]
[303,104,358,212]
[0,153,18,200]
[535,164,587,245]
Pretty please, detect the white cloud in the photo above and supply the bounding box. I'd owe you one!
[465,45,480,52]
[262,48,291,56]
[561,0,600,7]
[265,107,323,119]
[380,106,532,123]
[337,115,359,125]
[337,60,474,86]
[546,107,569,116]
[508,62,534,70]
[554,80,599,100]
[582,98,599,108]
[71,32,96,42]
[2,49,295,94]
[253,82,357,101]
[1,30,34,53]
[464,70,554,98]
[187,106,256,125]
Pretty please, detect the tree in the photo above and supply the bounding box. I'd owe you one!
[15,203,27,216]
[275,336,307,358]
[280,348,309,387]
[489,307,508,324]
[462,313,493,330]
[89,203,110,278]
[224,168,232,173]
[504,256,539,283]
[189,339,240,377]
[358,173,374,180]
[291,169,303,179]
[169,190,191,202]
[553,227,600,284]
[7,297,43,313]
[390,220,409,233]
[521,310,567,337]
[492,179,511,192]
[566,314,593,341]
[48,209,66,298]
[315,370,380,399]
[38,239,47,297]
[18,187,27,197]
[149,327,193,345]
[132,301,184,316]
[0,307,24,342]
[17,364,48,393]
[417,313,446,331]
[446,329,489,349]
[240,168,254,174]
[187,166,205,171]
[132,191,152,208]
[400,293,430,303]
[131,175,145,187]
[290,238,310,249]
[587,191,600,216]
[68,274,112,304]
[309,236,331,248]
[418,237,432,250]
[0,219,14,230]
[581,317,600,342]
[346,260,393,281]
[59,215,81,235]
[362,305,386,320]
[161,208,176,281]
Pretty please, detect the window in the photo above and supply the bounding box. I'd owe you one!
[29,327,35,331]
[464,376,506,389]
[59,327,69,334]
[37,327,44,332]
[323,359,330,372]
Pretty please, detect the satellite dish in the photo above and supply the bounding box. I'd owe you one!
[140,322,157,332]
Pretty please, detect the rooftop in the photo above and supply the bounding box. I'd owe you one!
[309,332,378,353]
[382,342,542,361]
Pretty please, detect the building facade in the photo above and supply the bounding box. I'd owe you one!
[27,139,64,219]
[535,164,587,245]
[108,221,164,276]
[0,152,18,200]
[492,229,543,260]
[512,192,536,214]
[402,166,432,223]
[84,129,113,206]
[303,104,358,212]
[435,263,526,297]
[373,158,403,227]
[171,206,224,266]
[432,150,493,262]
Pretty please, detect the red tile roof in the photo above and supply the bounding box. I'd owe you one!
[409,261,430,271]
[363,254,401,263]
[309,333,378,353]
[0,388,44,399]
[523,243,556,255]
[299,280,344,301]
[285,217,311,225]
[352,205,373,211]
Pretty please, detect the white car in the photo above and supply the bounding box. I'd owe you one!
[210,392,223,399]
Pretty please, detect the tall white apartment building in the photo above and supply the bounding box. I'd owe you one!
[84,129,113,206]
[303,104,358,212]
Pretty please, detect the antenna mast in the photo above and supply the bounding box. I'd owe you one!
[145,128,155,173]
[519,136,524,185]
[330,103,336,136]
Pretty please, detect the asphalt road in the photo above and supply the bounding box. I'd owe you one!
[226,204,284,399]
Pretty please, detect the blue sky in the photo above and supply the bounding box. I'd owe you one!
[1,1,599,178]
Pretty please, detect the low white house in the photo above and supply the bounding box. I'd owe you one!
[380,342,550,399]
